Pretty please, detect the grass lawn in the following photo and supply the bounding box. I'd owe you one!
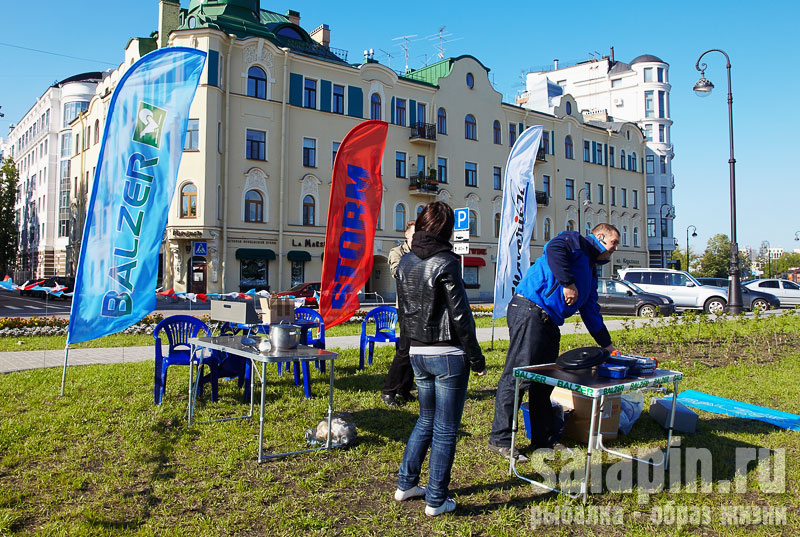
[1,313,798,535]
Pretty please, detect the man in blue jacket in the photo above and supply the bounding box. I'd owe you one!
[489,223,619,458]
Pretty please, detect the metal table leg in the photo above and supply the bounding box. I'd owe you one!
[582,396,600,504]
[664,380,679,470]
[509,377,521,477]
[258,360,267,462]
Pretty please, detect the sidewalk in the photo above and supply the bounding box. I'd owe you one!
[0,318,658,374]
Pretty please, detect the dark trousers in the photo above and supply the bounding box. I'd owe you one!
[490,294,561,448]
[382,332,414,396]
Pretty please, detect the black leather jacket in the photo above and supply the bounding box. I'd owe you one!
[396,249,485,372]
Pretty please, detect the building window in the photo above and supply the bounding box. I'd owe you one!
[180,183,197,218]
[246,129,266,160]
[240,259,267,289]
[185,119,199,151]
[630,152,637,172]
[395,204,406,231]
[565,135,574,159]
[566,101,572,115]
[493,166,501,190]
[544,218,552,241]
[303,78,317,109]
[542,175,551,198]
[658,91,666,118]
[244,190,263,222]
[611,78,621,88]
[302,137,316,167]
[465,162,477,187]
[633,227,640,247]
[417,102,426,123]
[646,155,655,174]
[622,226,629,246]
[645,124,653,142]
[595,143,603,164]
[647,218,656,237]
[584,182,591,201]
[644,90,654,118]
[583,140,590,162]
[332,84,345,114]
[466,72,474,89]
[542,131,550,154]
[93,119,100,145]
[370,93,381,120]
[395,98,406,126]
[620,149,626,170]
[647,186,655,205]
[437,157,447,183]
[465,114,477,140]
[659,124,666,143]
[509,123,517,146]
[493,120,501,144]
[247,66,267,99]
[657,67,665,82]
[494,213,501,238]
[661,218,668,237]
[291,261,305,287]
[621,188,627,207]
[332,141,340,168]
[437,107,447,134]
[468,210,478,236]
[644,67,653,82]
[609,146,615,167]
[660,186,668,205]
[302,195,315,225]
[610,186,616,206]
[566,220,575,232]
[597,184,604,204]
[396,151,406,178]
[660,155,667,174]
[632,190,639,209]
[565,178,574,200]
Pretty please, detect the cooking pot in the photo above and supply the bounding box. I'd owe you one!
[269,322,300,350]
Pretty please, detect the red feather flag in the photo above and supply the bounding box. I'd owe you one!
[320,120,388,328]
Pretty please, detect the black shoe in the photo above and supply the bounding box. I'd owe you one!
[398,392,416,404]
[381,393,399,408]
[488,442,529,462]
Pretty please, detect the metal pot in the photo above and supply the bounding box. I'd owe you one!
[269,323,300,350]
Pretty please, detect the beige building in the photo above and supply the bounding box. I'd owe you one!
[69,0,647,301]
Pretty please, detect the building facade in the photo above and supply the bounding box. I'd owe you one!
[68,0,648,301]
[7,72,102,281]
[520,52,675,268]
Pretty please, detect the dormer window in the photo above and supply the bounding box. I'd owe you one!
[276,26,303,40]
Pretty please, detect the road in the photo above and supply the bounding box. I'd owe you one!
[0,292,212,318]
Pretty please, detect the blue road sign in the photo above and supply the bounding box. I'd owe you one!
[454,207,469,230]
[193,241,208,256]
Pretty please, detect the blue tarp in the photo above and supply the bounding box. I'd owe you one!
[677,390,800,431]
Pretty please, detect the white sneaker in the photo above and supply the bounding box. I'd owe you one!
[394,485,426,501]
[425,498,456,516]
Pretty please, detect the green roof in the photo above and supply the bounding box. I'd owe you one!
[401,59,453,86]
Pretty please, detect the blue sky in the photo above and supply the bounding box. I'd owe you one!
[2,0,798,255]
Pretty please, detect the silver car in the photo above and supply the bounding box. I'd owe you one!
[743,279,800,307]
[618,268,728,314]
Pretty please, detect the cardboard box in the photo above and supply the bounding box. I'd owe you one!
[550,387,621,443]
[210,300,259,325]
[649,398,698,434]
[259,296,295,325]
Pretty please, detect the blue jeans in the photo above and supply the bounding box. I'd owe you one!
[397,352,469,508]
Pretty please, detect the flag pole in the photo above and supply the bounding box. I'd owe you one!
[60,345,70,396]
[491,317,495,351]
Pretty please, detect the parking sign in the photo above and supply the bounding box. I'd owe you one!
[454,207,469,231]
[193,241,207,256]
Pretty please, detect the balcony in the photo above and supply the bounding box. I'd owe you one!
[536,147,547,162]
[535,190,549,206]
[409,122,437,144]
[409,173,439,196]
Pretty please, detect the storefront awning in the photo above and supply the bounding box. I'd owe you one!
[235,248,276,260]
[287,250,312,262]
[463,256,486,267]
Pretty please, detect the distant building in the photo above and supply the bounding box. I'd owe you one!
[519,51,675,268]
[6,72,102,280]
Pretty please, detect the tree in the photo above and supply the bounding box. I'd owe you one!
[669,245,699,273]
[0,157,19,276]
[695,233,731,278]
[774,252,800,276]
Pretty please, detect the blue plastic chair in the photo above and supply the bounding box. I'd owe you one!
[153,315,218,405]
[294,307,326,349]
[217,323,256,402]
[359,306,399,369]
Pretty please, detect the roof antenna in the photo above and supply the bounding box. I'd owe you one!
[392,34,420,73]
[427,26,463,60]
[378,48,394,69]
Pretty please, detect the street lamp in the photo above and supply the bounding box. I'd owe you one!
[576,187,591,235]
[659,203,673,268]
[694,49,743,314]
[761,240,771,278]
[686,225,697,272]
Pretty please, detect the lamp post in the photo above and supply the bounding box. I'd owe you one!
[686,225,697,272]
[694,49,743,314]
[576,187,590,234]
[659,203,672,268]
[761,240,771,278]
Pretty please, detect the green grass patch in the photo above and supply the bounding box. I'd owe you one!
[1,313,798,535]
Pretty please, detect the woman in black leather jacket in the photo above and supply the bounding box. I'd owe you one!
[391,201,486,517]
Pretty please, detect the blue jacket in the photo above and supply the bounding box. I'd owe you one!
[515,231,612,347]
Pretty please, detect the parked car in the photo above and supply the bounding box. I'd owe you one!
[596,278,675,317]
[273,282,321,308]
[743,279,800,307]
[618,268,728,314]
[696,277,781,312]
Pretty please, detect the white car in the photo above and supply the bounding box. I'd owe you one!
[743,279,800,307]
[618,268,728,314]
